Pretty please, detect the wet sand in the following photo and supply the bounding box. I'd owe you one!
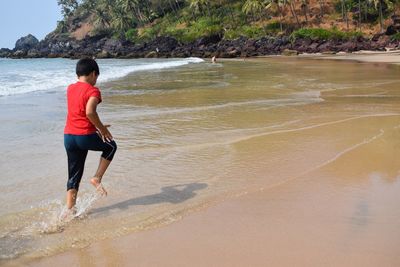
[22,115,400,267]
[301,49,400,64]
[7,53,400,267]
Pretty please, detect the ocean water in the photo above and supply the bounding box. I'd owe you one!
[1,57,400,263]
[0,57,203,96]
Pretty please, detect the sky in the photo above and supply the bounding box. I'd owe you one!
[0,0,62,49]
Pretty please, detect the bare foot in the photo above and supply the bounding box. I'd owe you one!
[90,177,108,196]
[60,207,76,221]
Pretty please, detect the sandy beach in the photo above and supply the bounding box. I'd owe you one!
[4,52,400,267]
[301,49,400,64]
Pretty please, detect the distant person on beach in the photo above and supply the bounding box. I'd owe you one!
[211,56,217,63]
[63,58,117,215]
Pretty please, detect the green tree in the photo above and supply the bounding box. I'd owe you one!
[242,0,263,21]
[318,0,325,17]
[111,7,134,33]
[265,0,285,31]
[92,0,113,28]
[301,0,309,24]
[287,0,301,27]
[393,0,400,15]
[188,0,211,16]
[118,0,143,25]
[58,0,79,18]
[370,0,392,32]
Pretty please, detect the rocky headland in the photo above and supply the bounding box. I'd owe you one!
[1,31,399,60]
[3,9,400,60]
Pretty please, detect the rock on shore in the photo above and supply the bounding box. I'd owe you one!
[1,33,399,59]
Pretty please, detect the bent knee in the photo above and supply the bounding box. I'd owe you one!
[109,140,117,154]
[103,140,117,160]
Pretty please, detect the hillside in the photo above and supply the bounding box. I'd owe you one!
[1,0,400,58]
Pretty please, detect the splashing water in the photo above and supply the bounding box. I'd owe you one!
[0,191,102,260]
[22,191,102,235]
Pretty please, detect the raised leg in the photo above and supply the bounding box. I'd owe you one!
[90,157,111,196]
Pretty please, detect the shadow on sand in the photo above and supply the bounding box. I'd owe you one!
[91,182,208,215]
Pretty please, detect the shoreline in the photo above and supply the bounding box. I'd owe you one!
[299,49,400,64]
[1,33,399,59]
[2,49,400,66]
[246,49,400,64]
[5,53,400,267]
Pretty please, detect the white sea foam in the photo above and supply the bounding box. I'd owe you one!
[97,57,203,83]
[0,58,204,96]
[20,191,101,235]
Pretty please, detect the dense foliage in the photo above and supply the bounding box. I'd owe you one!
[56,0,400,43]
[290,27,363,41]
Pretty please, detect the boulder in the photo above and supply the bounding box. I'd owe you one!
[148,36,179,52]
[392,14,400,24]
[307,42,319,52]
[282,49,298,56]
[372,33,384,41]
[48,53,60,58]
[243,39,257,52]
[0,48,11,57]
[203,51,213,58]
[195,34,222,46]
[376,35,390,47]
[316,41,331,52]
[386,25,398,35]
[12,50,26,57]
[339,41,357,52]
[321,51,336,54]
[103,38,123,53]
[386,15,400,35]
[27,49,41,58]
[124,52,141,58]
[145,51,158,58]
[15,34,39,51]
[255,37,279,54]
[227,49,240,57]
[96,50,110,58]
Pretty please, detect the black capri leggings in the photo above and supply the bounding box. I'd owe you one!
[64,133,117,191]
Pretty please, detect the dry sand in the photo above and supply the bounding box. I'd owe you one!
[10,52,400,267]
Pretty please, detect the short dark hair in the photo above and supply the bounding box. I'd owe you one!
[76,58,100,77]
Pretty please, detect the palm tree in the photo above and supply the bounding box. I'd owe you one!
[188,0,211,16]
[392,0,400,15]
[242,0,263,21]
[370,0,389,33]
[318,0,325,17]
[117,0,146,25]
[113,16,132,33]
[93,7,111,28]
[111,6,133,33]
[340,0,349,29]
[56,20,68,33]
[57,0,79,18]
[286,0,301,27]
[301,0,309,24]
[91,0,115,29]
[358,0,362,30]
[265,0,285,31]
[119,0,138,13]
